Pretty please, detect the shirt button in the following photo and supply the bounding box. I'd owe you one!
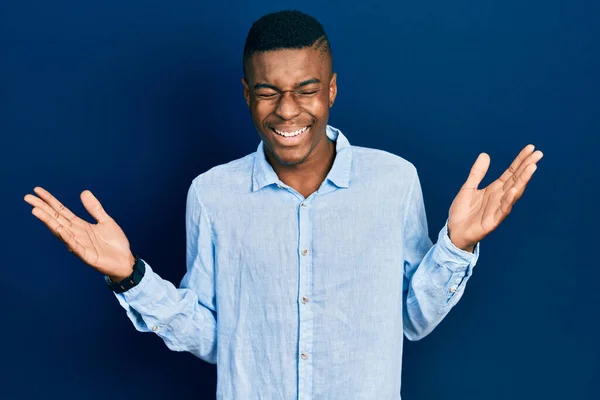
[301,296,309,304]
[301,202,307,208]
[301,249,308,256]
[301,352,309,360]
[449,287,457,293]
[277,184,283,189]
[152,326,159,332]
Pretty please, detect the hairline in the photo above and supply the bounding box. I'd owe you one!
[243,36,332,79]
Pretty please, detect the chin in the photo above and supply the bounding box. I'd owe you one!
[271,149,310,166]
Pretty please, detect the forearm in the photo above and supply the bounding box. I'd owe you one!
[111,259,218,363]
[403,223,479,341]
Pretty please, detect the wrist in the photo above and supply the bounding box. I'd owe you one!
[447,226,476,253]
[108,272,130,282]
[106,254,145,293]
[457,243,476,253]
[451,238,476,253]
[107,253,136,282]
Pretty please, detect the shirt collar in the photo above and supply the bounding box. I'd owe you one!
[252,125,352,192]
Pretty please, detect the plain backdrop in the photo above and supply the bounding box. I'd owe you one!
[2,0,599,399]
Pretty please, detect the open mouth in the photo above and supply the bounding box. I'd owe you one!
[271,126,310,138]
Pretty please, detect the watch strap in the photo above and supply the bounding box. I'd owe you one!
[106,255,145,293]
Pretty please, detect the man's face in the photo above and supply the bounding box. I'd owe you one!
[242,47,337,167]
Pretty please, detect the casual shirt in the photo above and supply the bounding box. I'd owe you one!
[111,125,480,399]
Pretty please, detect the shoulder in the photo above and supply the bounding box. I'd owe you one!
[189,151,256,203]
[350,144,418,184]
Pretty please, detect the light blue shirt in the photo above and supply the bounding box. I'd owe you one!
[111,125,480,399]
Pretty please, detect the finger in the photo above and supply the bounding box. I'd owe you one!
[462,153,490,190]
[494,187,518,223]
[508,163,538,202]
[31,206,78,245]
[80,190,111,224]
[25,193,75,229]
[493,164,538,223]
[503,150,543,192]
[497,145,535,184]
[32,187,78,222]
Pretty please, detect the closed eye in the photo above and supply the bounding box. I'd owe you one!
[256,93,279,99]
[298,90,319,95]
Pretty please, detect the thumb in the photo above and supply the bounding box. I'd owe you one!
[81,190,111,223]
[462,153,490,190]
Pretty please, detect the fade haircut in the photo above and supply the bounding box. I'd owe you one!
[243,10,332,78]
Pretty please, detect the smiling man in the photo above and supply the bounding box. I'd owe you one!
[241,13,338,198]
[24,9,543,400]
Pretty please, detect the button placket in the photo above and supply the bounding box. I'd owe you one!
[297,197,314,399]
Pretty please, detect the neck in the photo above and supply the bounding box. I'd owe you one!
[267,137,336,199]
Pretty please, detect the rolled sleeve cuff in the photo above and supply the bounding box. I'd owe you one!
[105,260,165,307]
[432,220,480,276]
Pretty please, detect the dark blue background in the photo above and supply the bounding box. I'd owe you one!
[3,0,598,399]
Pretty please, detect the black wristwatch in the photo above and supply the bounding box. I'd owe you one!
[106,255,146,293]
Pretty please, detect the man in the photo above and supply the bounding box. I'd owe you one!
[24,10,543,399]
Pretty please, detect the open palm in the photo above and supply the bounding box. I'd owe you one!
[24,187,135,280]
[447,145,544,251]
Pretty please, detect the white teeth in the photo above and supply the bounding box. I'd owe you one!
[273,126,309,137]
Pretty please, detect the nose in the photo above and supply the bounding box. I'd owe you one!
[275,91,302,121]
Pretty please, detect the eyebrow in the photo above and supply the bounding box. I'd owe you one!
[253,78,322,91]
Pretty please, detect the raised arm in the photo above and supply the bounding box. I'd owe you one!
[402,144,543,340]
[24,183,218,363]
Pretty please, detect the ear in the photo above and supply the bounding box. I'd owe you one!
[241,77,250,107]
[329,72,337,108]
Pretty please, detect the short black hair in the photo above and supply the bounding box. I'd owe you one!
[243,10,332,77]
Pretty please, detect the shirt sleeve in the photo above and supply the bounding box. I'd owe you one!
[402,167,480,341]
[109,181,218,363]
